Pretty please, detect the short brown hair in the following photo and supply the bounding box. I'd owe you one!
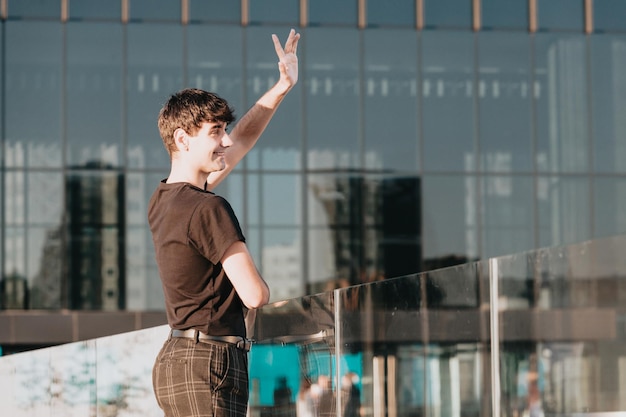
[157,88,236,157]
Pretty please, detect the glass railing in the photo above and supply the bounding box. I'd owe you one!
[1,235,626,417]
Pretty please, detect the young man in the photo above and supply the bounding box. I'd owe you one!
[148,29,300,417]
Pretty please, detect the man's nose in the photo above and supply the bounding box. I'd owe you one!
[222,132,233,147]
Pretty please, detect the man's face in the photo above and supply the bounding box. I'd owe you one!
[187,121,233,173]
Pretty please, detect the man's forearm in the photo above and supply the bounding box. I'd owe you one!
[231,80,293,146]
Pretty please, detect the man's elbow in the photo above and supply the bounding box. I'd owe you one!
[243,288,270,309]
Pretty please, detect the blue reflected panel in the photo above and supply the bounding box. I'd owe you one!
[249,0,298,25]
[129,0,181,21]
[261,228,303,301]
[594,0,626,32]
[250,292,336,414]
[422,31,476,173]
[424,0,472,29]
[305,28,361,170]
[69,0,121,20]
[537,175,590,248]
[537,0,584,31]
[309,0,357,26]
[593,177,626,238]
[7,0,60,18]
[66,23,123,168]
[534,34,589,173]
[422,174,478,262]
[262,174,300,226]
[189,0,241,23]
[363,29,419,171]
[481,0,528,30]
[6,21,63,168]
[478,32,532,172]
[590,34,626,173]
[367,0,414,27]
[127,23,184,170]
[95,326,168,415]
[497,236,626,414]
[480,175,534,258]
[246,27,303,171]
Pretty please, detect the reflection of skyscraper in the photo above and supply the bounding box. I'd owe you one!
[65,161,125,310]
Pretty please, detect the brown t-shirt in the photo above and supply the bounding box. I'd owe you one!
[148,180,246,337]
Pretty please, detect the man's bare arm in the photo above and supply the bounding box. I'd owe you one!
[206,29,300,191]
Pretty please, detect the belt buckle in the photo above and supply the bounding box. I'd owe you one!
[236,338,252,352]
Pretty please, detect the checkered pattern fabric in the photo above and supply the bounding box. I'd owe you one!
[153,336,249,417]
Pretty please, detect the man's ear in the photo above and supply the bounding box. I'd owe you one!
[173,128,189,151]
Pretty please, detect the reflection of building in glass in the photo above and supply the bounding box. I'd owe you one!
[66,161,125,310]
[0,271,28,309]
[30,229,63,309]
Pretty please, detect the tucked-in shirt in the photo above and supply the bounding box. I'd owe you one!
[148,180,246,337]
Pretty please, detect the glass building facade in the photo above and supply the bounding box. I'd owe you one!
[2,0,626,347]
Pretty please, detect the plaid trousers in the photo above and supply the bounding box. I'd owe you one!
[152,336,249,417]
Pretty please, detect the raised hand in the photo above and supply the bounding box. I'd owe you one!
[272,28,300,88]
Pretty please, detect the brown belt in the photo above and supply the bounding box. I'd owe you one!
[170,329,252,352]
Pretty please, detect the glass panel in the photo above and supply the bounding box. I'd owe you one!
[7,0,60,19]
[187,25,243,112]
[67,22,123,168]
[336,265,487,417]
[367,0,414,27]
[66,170,125,310]
[590,34,626,173]
[422,174,478,263]
[126,172,163,310]
[262,174,300,226]
[309,0,357,26]
[593,177,626,238]
[189,0,241,23]
[594,0,626,32]
[128,0,181,21]
[537,0,584,31]
[478,32,532,172]
[481,0,528,30]
[95,327,167,413]
[369,175,422,278]
[6,21,63,168]
[534,34,589,173]
[307,174,363,227]
[261,228,303,301]
[69,0,121,20]
[497,236,626,415]
[307,227,341,290]
[306,28,361,171]
[0,341,96,415]
[424,0,472,29]
[250,293,336,417]
[245,27,303,172]
[481,175,534,258]
[537,175,590,248]
[127,23,184,170]
[363,29,419,171]
[422,31,476,172]
[248,0,298,25]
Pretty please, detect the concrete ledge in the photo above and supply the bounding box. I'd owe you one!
[0,310,167,345]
